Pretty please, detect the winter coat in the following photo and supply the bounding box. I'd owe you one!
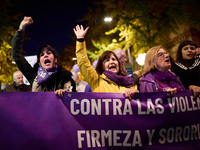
[171,58,200,89]
[76,41,137,93]
[12,30,76,92]
[5,83,31,92]
[140,71,184,93]
[140,72,160,93]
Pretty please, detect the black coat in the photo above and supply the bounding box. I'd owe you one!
[5,84,31,92]
[12,30,76,92]
[171,59,200,89]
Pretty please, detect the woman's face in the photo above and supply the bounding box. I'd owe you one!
[181,44,196,60]
[39,48,57,70]
[155,48,171,72]
[103,54,119,74]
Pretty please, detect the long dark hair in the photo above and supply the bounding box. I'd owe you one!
[34,45,58,68]
[176,40,197,65]
[95,51,127,76]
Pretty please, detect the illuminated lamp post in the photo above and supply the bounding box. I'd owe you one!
[104,17,133,66]
[136,53,146,73]
[136,53,146,66]
[104,17,112,22]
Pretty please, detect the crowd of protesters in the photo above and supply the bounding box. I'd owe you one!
[1,16,200,98]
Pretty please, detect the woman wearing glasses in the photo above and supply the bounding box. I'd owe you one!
[171,40,200,97]
[140,46,185,96]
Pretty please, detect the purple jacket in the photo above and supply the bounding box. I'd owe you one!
[140,71,185,93]
[140,72,159,92]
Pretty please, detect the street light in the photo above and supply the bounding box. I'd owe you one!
[104,17,112,22]
[104,17,133,65]
[136,53,146,66]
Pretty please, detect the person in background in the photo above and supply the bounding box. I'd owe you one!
[5,71,31,92]
[71,71,88,92]
[113,49,127,68]
[140,46,185,96]
[1,82,8,92]
[74,25,138,99]
[12,16,76,97]
[171,40,200,97]
[84,84,92,92]
[113,49,140,88]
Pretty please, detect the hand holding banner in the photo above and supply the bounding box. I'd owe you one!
[0,90,199,149]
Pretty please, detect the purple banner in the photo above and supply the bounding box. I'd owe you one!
[0,91,200,150]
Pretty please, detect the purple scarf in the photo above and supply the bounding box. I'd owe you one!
[37,65,58,85]
[152,69,185,91]
[102,70,135,88]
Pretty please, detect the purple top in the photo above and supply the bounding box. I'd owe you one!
[140,69,185,92]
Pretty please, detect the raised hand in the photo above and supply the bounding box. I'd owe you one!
[73,25,89,39]
[19,16,33,31]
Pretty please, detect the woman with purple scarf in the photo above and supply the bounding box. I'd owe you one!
[73,25,138,99]
[140,46,185,96]
[12,16,76,97]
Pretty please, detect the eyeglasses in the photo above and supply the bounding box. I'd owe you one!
[157,52,170,57]
[183,46,196,50]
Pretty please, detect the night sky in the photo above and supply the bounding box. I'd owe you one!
[10,0,93,56]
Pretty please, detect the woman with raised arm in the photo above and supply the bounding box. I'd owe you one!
[12,16,76,96]
[73,25,138,99]
[140,46,185,96]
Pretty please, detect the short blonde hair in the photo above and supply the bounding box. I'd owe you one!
[144,46,162,74]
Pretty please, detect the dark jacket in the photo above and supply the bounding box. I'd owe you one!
[12,30,76,92]
[171,58,200,89]
[5,83,31,92]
